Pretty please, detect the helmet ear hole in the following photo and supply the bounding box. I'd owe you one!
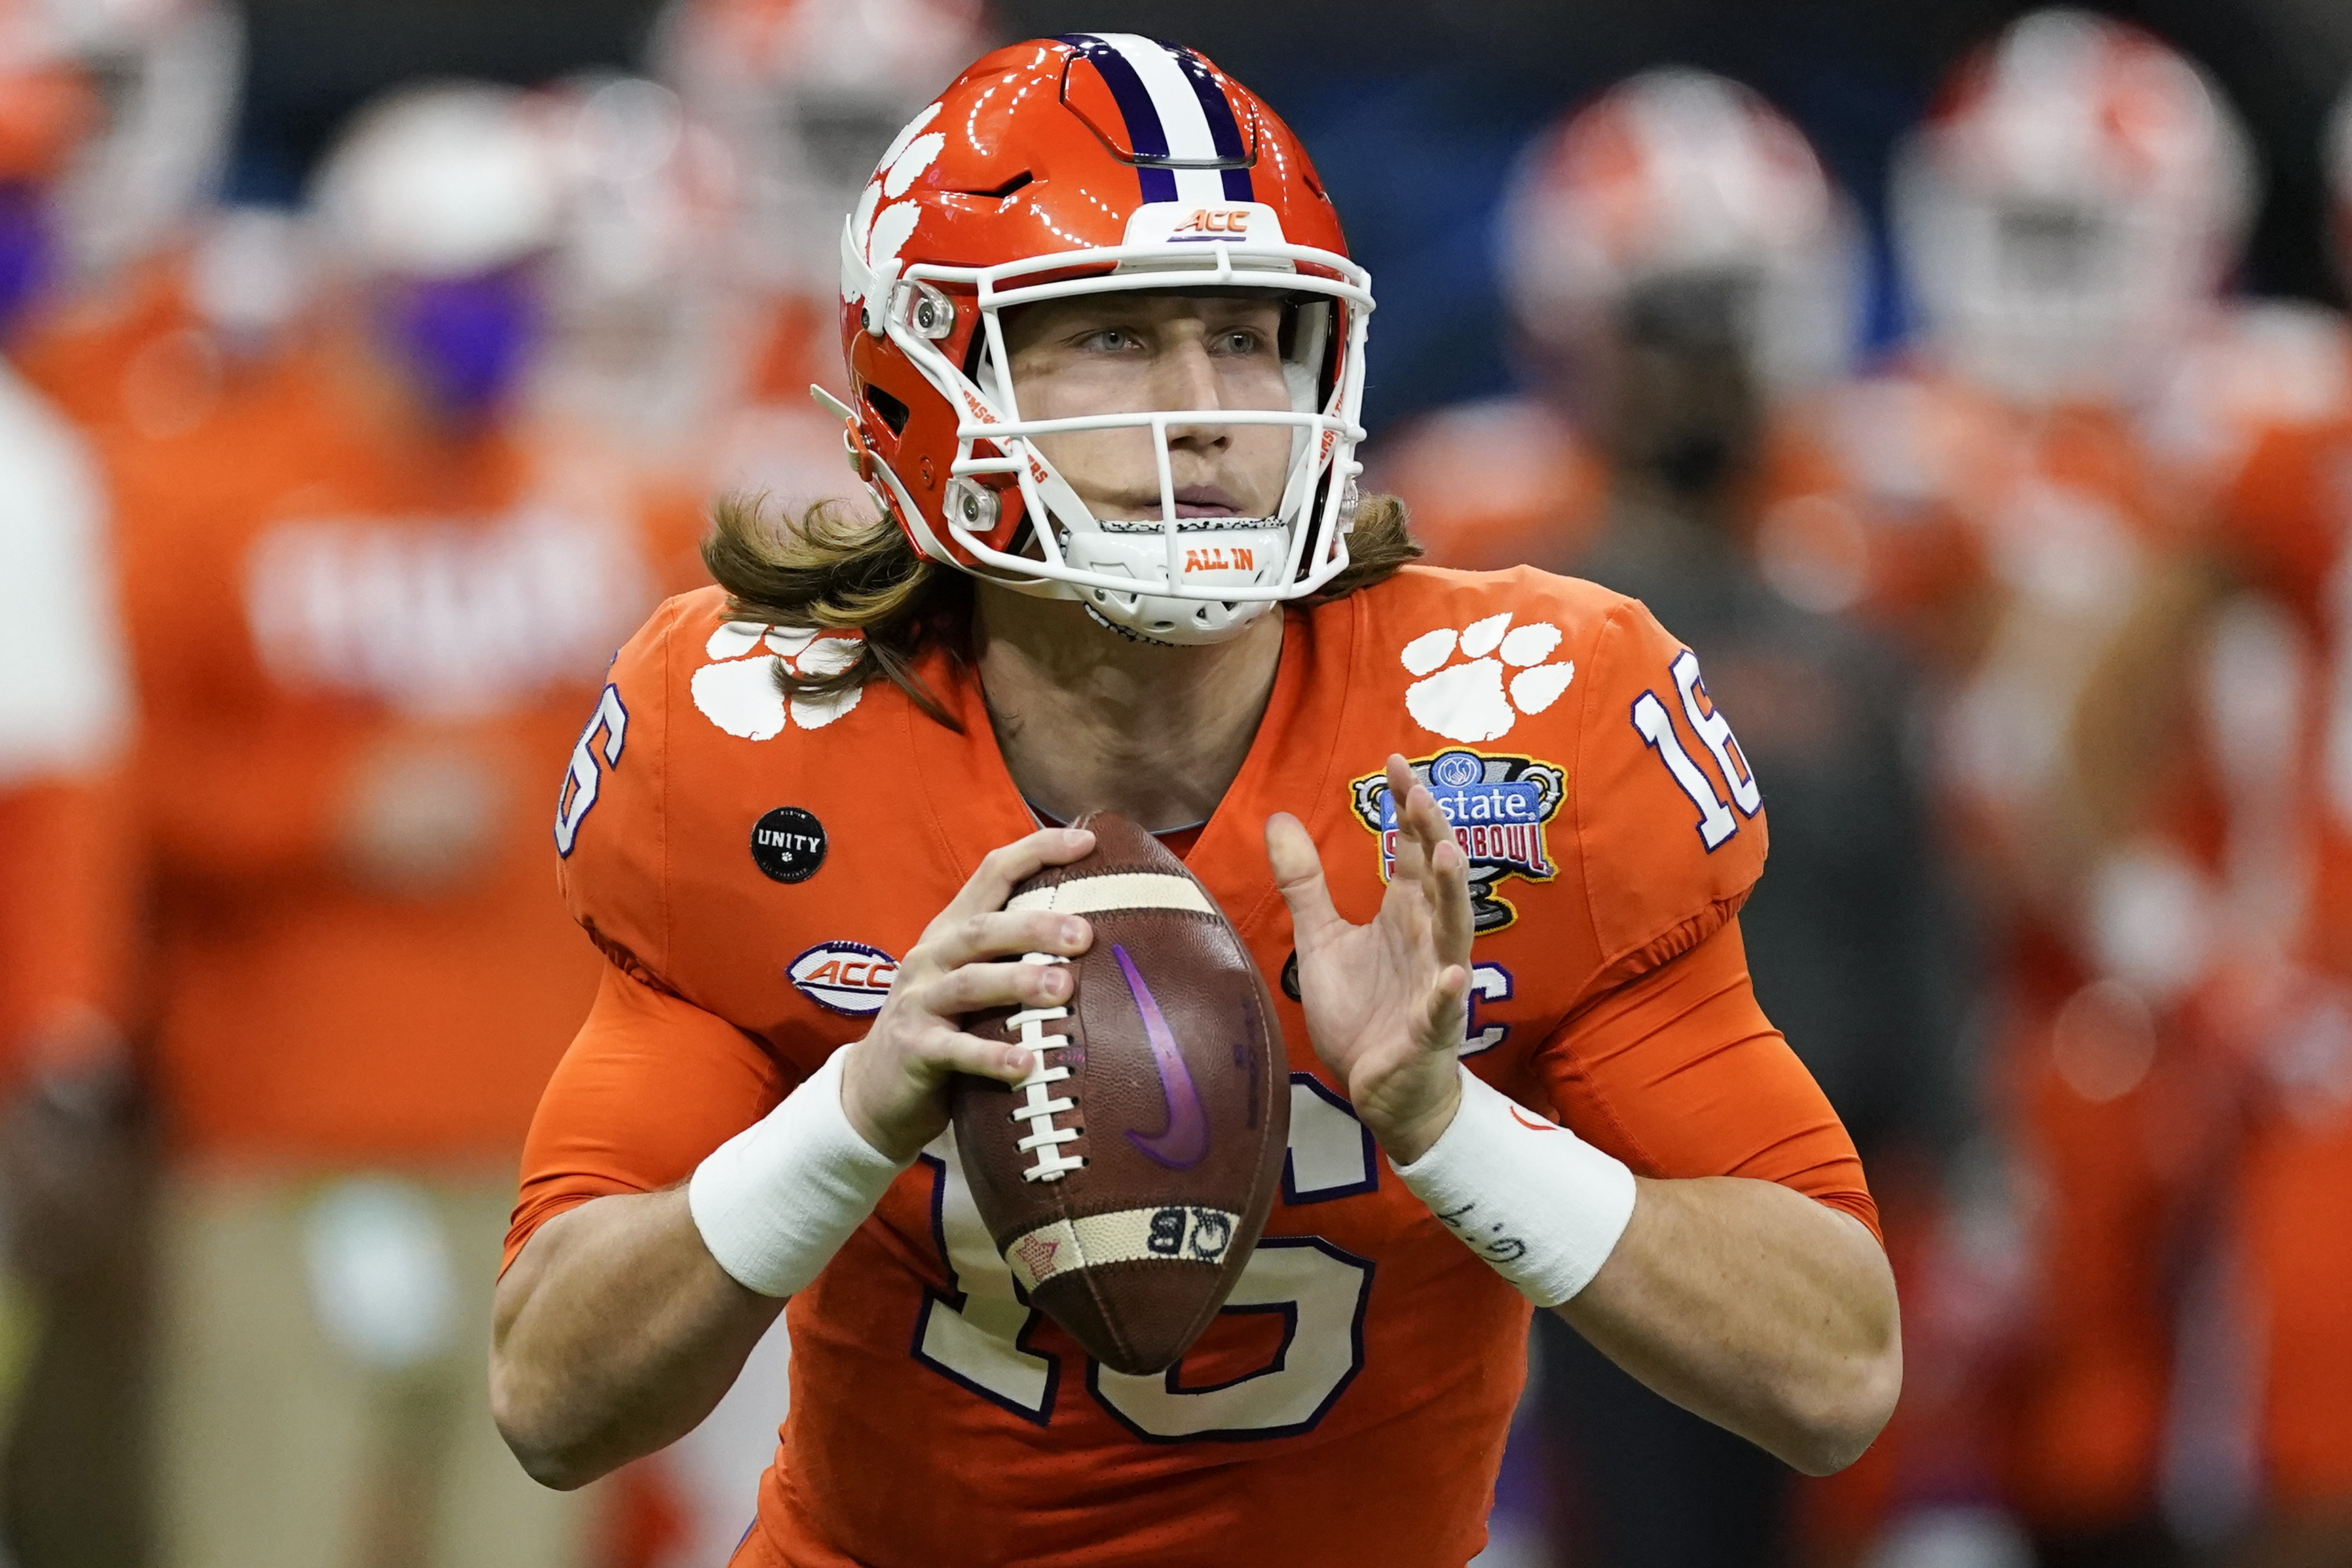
[863,384,910,436]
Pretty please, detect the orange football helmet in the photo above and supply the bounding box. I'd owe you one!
[1499,67,1861,392]
[829,35,1372,646]
[1894,9,2254,405]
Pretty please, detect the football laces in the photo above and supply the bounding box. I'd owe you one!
[1007,953,1083,1181]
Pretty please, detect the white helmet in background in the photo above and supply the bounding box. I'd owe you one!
[2324,78,2352,285]
[649,0,989,294]
[1894,10,2254,407]
[538,72,734,310]
[0,0,240,297]
[310,81,567,418]
[312,80,563,282]
[529,71,741,444]
[31,0,240,281]
[1499,67,1863,394]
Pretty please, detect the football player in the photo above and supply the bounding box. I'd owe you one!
[654,0,996,528]
[1383,69,1950,1568]
[0,0,256,434]
[112,81,709,1568]
[2067,69,2352,1566]
[0,4,170,1554]
[493,37,1899,1566]
[1765,14,2264,1562]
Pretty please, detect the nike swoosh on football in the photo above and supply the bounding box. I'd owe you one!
[1113,944,1210,1170]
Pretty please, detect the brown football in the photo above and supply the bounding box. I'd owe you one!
[950,812,1288,1376]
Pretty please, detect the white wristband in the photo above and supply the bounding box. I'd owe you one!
[1392,1065,1637,1307]
[688,1047,911,1298]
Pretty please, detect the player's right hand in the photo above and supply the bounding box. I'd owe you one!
[839,827,1097,1162]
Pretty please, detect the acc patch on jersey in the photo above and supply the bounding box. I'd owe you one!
[788,941,899,1015]
[1351,749,1565,935]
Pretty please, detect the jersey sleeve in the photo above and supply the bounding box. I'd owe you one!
[2217,419,2340,620]
[504,959,794,1274]
[1534,917,1878,1242]
[0,776,132,1094]
[1566,595,1770,995]
[555,596,686,988]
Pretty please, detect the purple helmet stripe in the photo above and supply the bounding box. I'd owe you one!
[1058,33,1179,203]
[1166,46,1256,202]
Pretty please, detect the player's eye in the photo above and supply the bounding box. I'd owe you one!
[1077,326,1140,353]
[1216,329,1267,356]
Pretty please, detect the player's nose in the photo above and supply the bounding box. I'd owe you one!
[1153,329,1234,451]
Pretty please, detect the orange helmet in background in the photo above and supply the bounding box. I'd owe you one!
[1499,67,1863,397]
[825,34,1372,647]
[1894,10,2254,407]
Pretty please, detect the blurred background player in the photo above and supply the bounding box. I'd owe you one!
[107,78,706,1568]
[0,0,263,436]
[0,3,238,1561]
[1760,12,2264,1565]
[2057,67,2352,1568]
[1389,69,1961,1568]
[525,67,736,466]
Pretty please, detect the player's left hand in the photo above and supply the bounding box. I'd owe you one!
[1266,753,1473,1165]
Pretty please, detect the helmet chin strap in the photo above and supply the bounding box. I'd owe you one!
[1013,443,1293,646]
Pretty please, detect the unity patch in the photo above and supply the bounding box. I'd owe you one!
[751,806,827,883]
[1350,749,1566,935]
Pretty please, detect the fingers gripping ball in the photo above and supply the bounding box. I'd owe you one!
[950,814,1289,1376]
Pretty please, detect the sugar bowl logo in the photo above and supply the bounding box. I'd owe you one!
[1349,749,1566,934]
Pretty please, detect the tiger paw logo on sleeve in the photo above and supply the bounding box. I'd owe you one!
[691,621,863,739]
[1350,749,1565,935]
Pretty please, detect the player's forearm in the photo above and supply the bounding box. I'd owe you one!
[1554,1175,1900,1476]
[490,1189,783,1489]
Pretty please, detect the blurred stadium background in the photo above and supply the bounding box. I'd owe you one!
[7,1,2352,1565]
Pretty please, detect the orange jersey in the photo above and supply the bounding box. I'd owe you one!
[113,343,709,1166]
[510,567,1874,1566]
[2195,319,2352,1511]
[1756,368,2186,677]
[12,249,229,440]
[0,776,131,1081]
[0,356,132,1088]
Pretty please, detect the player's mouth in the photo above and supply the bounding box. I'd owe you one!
[1171,485,1243,518]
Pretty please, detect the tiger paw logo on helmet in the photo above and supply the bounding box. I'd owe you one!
[691,620,862,740]
[1402,612,1576,743]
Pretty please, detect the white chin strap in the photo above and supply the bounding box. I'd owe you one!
[1025,460,1292,646]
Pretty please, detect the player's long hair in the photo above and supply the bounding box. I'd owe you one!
[703,492,1422,729]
